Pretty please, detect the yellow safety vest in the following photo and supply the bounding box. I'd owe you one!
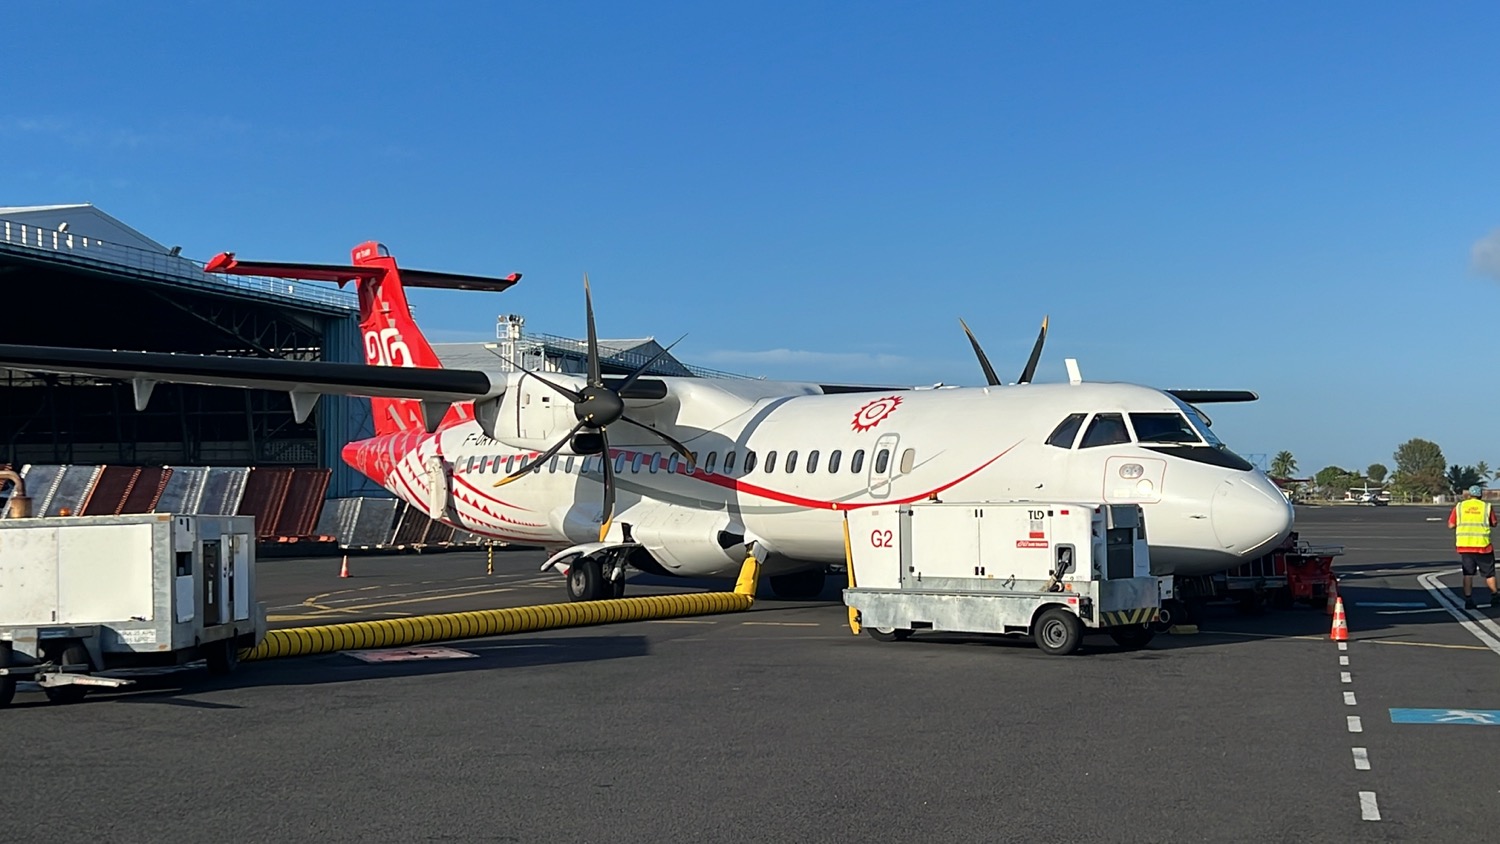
[1455,499,1493,552]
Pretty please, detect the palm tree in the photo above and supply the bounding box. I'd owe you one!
[1480,461,1494,485]
[1270,450,1298,479]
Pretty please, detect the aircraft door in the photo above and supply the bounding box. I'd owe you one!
[867,433,900,499]
[425,455,453,519]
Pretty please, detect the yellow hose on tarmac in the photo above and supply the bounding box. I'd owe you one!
[243,553,760,662]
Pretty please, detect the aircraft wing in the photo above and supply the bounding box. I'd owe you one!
[0,344,501,428]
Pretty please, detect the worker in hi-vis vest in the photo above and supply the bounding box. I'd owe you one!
[1447,485,1500,609]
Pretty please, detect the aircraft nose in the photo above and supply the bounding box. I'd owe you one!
[1211,477,1295,557]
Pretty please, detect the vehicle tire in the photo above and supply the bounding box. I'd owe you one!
[1108,625,1156,650]
[205,639,240,676]
[0,644,15,708]
[769,569,826,600]
[865,626,912,642]
[43,643,90,705]
[566,557,606,601]
[1033,607,1084,656]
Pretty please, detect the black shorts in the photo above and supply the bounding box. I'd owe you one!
[1460,552,1496,578]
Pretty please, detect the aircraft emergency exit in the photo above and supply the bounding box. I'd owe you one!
[0,241,1293,601]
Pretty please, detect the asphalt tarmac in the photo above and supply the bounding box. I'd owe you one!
[3,505,1497,842]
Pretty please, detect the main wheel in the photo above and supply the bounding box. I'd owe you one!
[1033,608,1084,656]
[1108,625,1156,650]
[566,557,607,601]
[0,644,15,708]
[43,643,90,705]
[205,639,240,676]
[865,627,912,642]
[769,569,826,599]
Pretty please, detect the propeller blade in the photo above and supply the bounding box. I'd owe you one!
[598,430,615,542]
[1017,315,1049,385]
[506,356,583,404]
[959,318,1002,387]
[492,419,589,487]
[584,273,602,389]
[619,415,696,471]
[616,334,686,394]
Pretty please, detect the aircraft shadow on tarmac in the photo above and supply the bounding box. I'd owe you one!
[5,635,650,711]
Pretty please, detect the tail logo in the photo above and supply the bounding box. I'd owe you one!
[365,327,415,368]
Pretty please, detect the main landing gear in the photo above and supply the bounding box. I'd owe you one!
[565,553,629,601]
[769,569,827,600]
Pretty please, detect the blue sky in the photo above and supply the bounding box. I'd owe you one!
[3,2,1498,477]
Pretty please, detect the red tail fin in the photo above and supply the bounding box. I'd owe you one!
[351,242,445,435]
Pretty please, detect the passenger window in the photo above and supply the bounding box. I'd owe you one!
[807,450,820,473]
[828,450,841,473]
[648,452,661,473]
[546,456,557,473]
[615,452,628,474]
[1079,413,1131,448]
[1046,413,1087,449]
[668,453,680,474]
[764,451,778,473]
[851,450,865,474]
[564,456,575,473]
[631,452,644,473]
[743,451,757,473]
[899,448,915,473]
[705,452,718,474]
[874,449,890,474]
[505,455,517,473]
[786,450,798,473]
[724,451,738,473]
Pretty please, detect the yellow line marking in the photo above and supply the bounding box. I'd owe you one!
[1361,638,1488,651]
[741,621,820,627]
[308,587,519,615]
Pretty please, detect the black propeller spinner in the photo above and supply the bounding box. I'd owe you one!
[959,316,1049,385]
[493,274,695,541]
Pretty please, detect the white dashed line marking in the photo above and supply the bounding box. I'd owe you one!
[1340,655,1349,666]
[1359,791,1381,821]
[1352,748,1370,770]
[1348,716,1363,733]
[1338,642,1348,651]
[1344,692,1357,706]
[1341,671,1352,683]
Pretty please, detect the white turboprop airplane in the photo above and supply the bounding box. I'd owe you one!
[0,242,1293,602]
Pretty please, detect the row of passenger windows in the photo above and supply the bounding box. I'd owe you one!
[1045,412,1203,450]
[458,447,918,477]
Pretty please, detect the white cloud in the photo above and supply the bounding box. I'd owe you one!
[1472,228,1500,280]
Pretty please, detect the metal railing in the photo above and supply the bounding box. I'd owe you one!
[0,217,358,314]
[519,330,753,380]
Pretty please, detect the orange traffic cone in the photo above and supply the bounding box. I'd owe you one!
[1330,596,1348,641]
[339,555,351,578]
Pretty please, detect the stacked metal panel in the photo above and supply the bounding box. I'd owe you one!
[199,467,250,516]
[11,465,62,518]
[40,465,103,517]
[347,497,401,548]
[313,496,361,542]
[274,468,331,538]
[390,502,430,547]
[237,467,295,539]
[155,466,209,514]
[120,467,172,514]
[80,465,142,515]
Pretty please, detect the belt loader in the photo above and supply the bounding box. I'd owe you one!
[842,501,1168,656]
[0,513,267,707]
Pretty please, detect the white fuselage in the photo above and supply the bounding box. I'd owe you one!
[356,376,1294,579]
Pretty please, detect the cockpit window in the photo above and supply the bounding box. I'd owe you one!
[1078,413,1131,448]
[1171,399,1224,446]
[1129,413,1202,444]
[1045,414,1087,449]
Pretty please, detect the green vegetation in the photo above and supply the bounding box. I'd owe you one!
[1281,439,1495,502]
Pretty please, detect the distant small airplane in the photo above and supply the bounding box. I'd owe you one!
[0,241,1293,601]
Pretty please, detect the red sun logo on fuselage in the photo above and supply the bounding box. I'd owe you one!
[852,395,903,432]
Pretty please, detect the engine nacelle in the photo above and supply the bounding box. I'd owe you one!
[630,508,747,578]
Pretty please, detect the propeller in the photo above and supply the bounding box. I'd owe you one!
[494,274,695,541]
[959,316,1049,386]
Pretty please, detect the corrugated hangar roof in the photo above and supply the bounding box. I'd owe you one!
[0,203,168,252]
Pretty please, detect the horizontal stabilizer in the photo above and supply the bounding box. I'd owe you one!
[204,253,520,292]
[0,344,499,403]
[1167,389,1259,404]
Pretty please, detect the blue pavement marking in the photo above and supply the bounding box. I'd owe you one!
[1356,602,1430,608]
[1389,708,1500,726]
